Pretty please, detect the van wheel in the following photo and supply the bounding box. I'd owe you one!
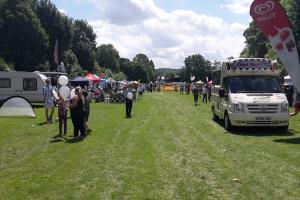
[212,107,219,121]
[224,113,232,131]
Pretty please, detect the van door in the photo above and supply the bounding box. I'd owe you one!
[220,78,229,119]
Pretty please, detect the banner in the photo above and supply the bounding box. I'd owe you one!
[250,0,300,92]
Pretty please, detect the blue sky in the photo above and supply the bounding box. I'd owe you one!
[51,0,253,68]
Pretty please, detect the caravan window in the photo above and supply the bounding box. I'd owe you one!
[0,78,11,88]
[23,78,37,91]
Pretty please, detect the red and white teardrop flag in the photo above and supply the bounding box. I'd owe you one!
[250,0,300,91]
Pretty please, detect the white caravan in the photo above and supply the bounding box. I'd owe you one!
[211,58,289,131]
[0,71,48,103]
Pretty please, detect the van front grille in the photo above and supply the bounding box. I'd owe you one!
[247,104,278,114]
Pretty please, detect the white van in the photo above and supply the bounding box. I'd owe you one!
[0,71,48,103]
[211,58,289,131]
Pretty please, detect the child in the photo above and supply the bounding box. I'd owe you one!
[82,90,91,133]
[57,93,68,136]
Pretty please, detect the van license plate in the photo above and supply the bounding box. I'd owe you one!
[256,116,271,121]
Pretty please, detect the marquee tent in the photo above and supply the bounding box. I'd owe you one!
[85,73,100,83]
[70,76,90,87]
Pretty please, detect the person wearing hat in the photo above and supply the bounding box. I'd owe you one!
[43,79,56,123]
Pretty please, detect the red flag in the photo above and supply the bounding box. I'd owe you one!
[250,0,300,91]
[54,39,59,65]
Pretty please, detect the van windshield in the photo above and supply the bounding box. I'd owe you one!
[228,76,282,93]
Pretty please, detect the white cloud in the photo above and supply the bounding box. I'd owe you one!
[72,0,248,68]
[59,9,67,15]
[225,0,252,15]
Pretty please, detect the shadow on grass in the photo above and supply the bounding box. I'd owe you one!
[273,137,300,144]
[229,128,295,137]
[37,121,48,126]
[65,136,86,144]
[32,104,44,108]
[213,119,296,137]
[49,138,64,143]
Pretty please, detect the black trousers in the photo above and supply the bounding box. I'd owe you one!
[194,95,199,104]
[125,99,133,117]
[71,112,86,137]
[202,94,207,103]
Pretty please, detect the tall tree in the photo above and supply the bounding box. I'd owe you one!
[0,0,49,71]
[184,54,212,82]
[96,44,120,72]
[72,20,97,72]
[35,0,74,71]
[240,22,268,58]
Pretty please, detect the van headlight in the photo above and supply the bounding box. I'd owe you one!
[281,102,288,113]
[233,103,244,113]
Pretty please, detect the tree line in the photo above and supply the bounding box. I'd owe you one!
[0,0,156,82]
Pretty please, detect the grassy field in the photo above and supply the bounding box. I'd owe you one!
[1,92,300,200]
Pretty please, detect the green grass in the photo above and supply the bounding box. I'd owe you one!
[1,92,300,199]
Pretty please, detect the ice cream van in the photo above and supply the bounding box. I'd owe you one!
[211,58,289,131]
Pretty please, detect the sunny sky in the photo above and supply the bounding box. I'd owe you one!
[52,0,253,69]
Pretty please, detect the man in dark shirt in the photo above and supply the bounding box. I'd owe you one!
[192,85,200,106]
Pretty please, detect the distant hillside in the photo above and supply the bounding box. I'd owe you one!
[155,68,180,74]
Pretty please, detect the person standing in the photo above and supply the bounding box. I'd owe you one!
[124,86,133,118]
[192,85,200,106]
[82,90,91,133]
[202,85,208,103]
[290,87,300,116]
[208,85,212,102]
[180,84,184,95]
[57,93,68,136]
[43,79,56,123]
[70,87,86,137]
[186,83,190,95]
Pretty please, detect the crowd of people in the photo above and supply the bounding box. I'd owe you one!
[179,83,212,106]
[43,79,91,138]
[43,78,147,138]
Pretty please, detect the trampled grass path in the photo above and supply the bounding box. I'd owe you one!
[1,92,300,199]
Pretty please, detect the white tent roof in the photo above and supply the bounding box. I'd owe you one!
[0,97,35,118]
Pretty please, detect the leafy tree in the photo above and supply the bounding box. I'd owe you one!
[119,57,131,76]
[132,54,156,82]
[240,22,268,58]
[184,54,212,82]
[112,72,127,81]
[72,20,97,72]
[96,44,120,72]
[35,0,74,71]
[127,62,148,82]
[0,0,49,71]
[0,57,13,71]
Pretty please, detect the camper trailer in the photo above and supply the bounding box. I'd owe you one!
[0,71,48,103]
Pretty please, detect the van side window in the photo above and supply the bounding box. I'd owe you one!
[23,78,37,91]
[0,78,11,88]
[222,78,228,90]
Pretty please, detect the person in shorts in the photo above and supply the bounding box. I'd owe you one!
[43,79,56,123]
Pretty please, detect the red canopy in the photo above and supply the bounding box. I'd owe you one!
[85,73,100,83]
